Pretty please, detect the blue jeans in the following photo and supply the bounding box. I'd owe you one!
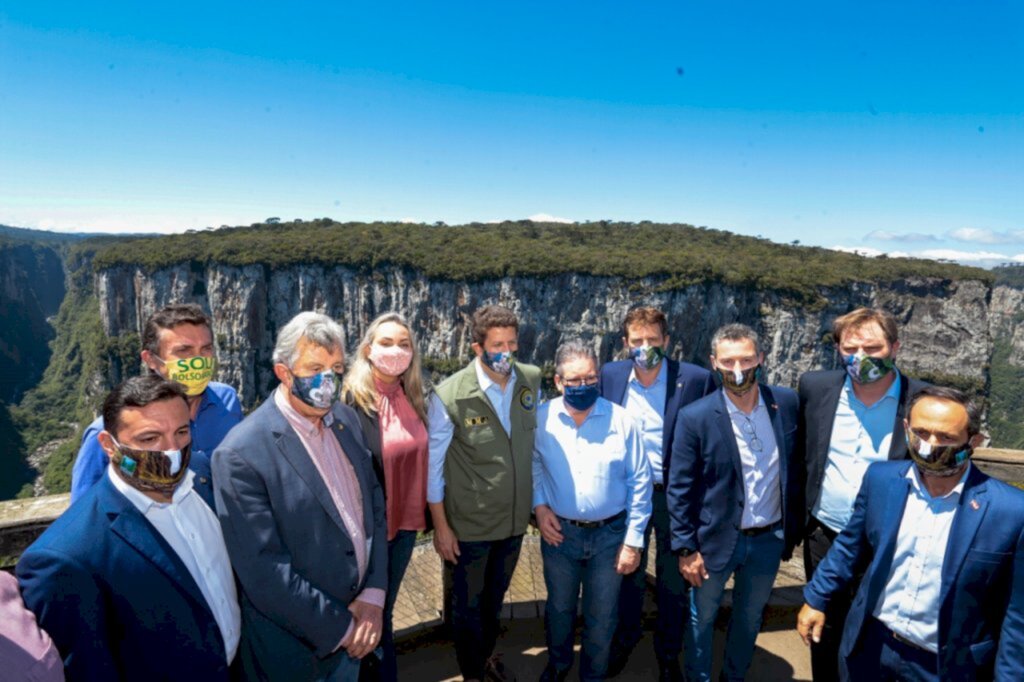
[542,515,626,682]
[685,524,784,682]
[614,488,688,663]
[378,529,417,682]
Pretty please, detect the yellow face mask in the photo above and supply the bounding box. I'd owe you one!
[159,355,216,397]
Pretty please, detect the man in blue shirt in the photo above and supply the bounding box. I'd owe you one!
[798,307,928,680]
[798,386,1024,681]
[534,339,652,682]
[70,303,242,501]
[669,324,802,682]
[599,306,715,681]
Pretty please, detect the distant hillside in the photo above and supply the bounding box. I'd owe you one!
[90,220,992,307]
[0,224,93,244]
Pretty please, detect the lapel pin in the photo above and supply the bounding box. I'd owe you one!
[970,499,980,511]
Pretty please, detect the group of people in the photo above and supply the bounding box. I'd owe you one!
[1,301,1022,682]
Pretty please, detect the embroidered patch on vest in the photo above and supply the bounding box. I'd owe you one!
[464,415,490,427]
[519,387,536,411]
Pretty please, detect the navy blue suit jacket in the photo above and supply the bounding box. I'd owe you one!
[16,453,231,681]
[667,385,803,572]
[600,358,716,486]
[804,461,1024,681]
[212,396,387,682]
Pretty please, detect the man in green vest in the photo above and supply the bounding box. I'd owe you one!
[427,304,542,682]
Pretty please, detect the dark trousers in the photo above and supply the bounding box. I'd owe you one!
[613,488,688,664]
[447,534,524,680]
[844,618,939,682]
[804,518,862,682]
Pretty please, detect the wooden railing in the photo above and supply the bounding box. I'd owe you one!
[3,449,1023,570]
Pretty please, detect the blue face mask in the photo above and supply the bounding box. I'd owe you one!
[290,369,339,409]
[563,383,600,411]
[482,350,515,376]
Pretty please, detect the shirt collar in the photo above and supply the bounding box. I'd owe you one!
[108,465,195,513]
[274,384,334,438]
[474,357,517,394]
[907,461,971,501]
[723,389,766,417]
[628,358,667,388]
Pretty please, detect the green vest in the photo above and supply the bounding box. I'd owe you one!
[434,360,541,541]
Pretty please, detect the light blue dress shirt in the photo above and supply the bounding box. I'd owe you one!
[813,373,901,532]
[623,361,668,479]
[532,396,652,548]
[426,359,521,504]
[873,464,969,653]
[724,392,782,529]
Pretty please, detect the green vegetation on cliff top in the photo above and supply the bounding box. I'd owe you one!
[88,220,991,304]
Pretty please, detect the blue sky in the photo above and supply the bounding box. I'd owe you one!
[1,1,1022,266]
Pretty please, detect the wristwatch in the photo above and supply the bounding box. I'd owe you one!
[677,548,695,558]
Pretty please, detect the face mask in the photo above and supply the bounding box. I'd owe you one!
[109,437,191,495]
[906,428,972,478]
[482,350,515,376]
[843,352,895,384]
[290,369,340,409]
[563,383,600,411]
[156,355,216,397]
[368,344,413,377]
[630,345,665,372]
[717,365,761,396]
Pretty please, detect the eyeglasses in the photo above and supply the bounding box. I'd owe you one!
[560,376,599,388]
[739,415,764,453]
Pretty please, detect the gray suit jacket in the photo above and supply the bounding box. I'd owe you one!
[212,395,387,681]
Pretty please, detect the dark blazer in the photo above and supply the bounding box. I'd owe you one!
[600,358,716,486]
[16,453,232,682]
[798,369,929,518]
[804,461,1024,681]
[667,385,803,572]
[212,396,387,682]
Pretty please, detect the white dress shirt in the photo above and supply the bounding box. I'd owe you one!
[108,467,241,662]
[873,464,969,653]
[724,392,782,529]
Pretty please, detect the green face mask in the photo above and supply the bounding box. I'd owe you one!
[158,355,216,397]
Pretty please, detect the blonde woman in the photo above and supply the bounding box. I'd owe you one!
[342,312,429,682]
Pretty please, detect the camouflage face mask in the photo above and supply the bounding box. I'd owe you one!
[905,428,972,478]
[717,365,761,396]
[843,352,895,384]
[109,438,192,495]
[630,345,665,372]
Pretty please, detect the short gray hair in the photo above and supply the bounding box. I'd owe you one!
[710,323,761,356]
[272,312,346,367]
[554,338,598,377]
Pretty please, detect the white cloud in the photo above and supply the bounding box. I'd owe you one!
[864,230,938,243]
[526,212,574,224]
[829,244,1024,269]
[947,227,1024,244]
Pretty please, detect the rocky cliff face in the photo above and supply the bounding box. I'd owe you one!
[95,263,992,407]
[0,244,66,403]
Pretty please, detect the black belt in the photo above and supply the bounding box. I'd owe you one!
[562,510,626,529]
[873,618,932,654]
[740,521,781,537]
[653,482,666,493]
